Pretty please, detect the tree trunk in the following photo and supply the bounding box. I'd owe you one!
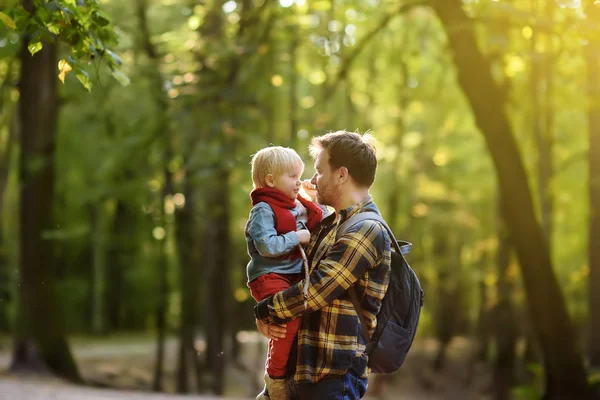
[90,203,107,335]
[586,0,600,369]
[387,61,409,232]
[134,0,175,390]
[530,1,554,249]
[432,235,455,372]
[174,181,201,393]
[151,198,169,392]
[205,167,231,395]
[430,1,596,398]
[11,1,80,380]
[289,26,298,149]
[0,115,14,331]
[106,201,131,330]
[475,277,488,362]
[493,198,517,400]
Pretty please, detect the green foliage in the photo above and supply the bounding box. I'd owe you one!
[589,370,600,394]
[1,0,127,90]
[0,0,597,376]
[55,278,90,332]
[512,363,545,400]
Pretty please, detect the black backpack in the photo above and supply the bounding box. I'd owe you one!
[336,211,423,373]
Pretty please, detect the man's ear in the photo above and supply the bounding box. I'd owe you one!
[339,167,349,184]
[265,174,276,187]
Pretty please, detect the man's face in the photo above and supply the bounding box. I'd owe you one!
[310,149,339,206]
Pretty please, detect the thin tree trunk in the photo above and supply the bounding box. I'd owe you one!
[493,197,517,400]
[540,0,554,245]
[432,235,454,372]
[134,0,175,389]
[152,210,168,392]
[520,0,555,372]
[174,181,201,393]
[90,203,107,335]
[387,61,409,231]
[586,0,600,368]
[11,0,80,381]
[0,114,15,331]
[531,0,554,250]
[106,201,131,330]
[475,277,488,361]
[289,27,298,149]
[205,167,231,395]
[472,218,493,366]
[430,2,596,398]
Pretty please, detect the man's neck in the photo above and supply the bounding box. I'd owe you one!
[333,188,370,215]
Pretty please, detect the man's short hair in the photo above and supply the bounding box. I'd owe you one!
[251,146,303,189]
[309,131,377,188]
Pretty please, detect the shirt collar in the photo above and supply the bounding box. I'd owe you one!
[320,195,374,227]
[338,195,373,222]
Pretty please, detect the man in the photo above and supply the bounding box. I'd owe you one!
[254,130,392,399]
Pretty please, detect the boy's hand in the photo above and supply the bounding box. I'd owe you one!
[301,180,317,201]
[296,229,311,244]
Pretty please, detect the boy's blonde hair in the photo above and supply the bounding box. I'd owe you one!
[251,146,303,189]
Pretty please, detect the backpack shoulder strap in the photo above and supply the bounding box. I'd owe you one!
[336,211,412,256]
[336,211,412,342]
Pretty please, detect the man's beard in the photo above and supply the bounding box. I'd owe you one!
[316,185,334,207]
[315,190,327,206]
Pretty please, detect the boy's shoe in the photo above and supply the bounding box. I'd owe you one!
[256,373,270,400]
[264,374,287,400]
[255,386,270,400]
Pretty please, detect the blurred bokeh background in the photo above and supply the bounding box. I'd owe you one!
[0,0,599,399]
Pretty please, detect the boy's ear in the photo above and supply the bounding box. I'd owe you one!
[265,174,275,187]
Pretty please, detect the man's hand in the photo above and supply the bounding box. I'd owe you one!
[256,319,287,341]
[296,229,311,245]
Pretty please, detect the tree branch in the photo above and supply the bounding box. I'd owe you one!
[322,1,426,102]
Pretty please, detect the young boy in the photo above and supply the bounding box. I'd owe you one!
[245,146,323,400]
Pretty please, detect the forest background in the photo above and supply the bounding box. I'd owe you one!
[0,0,599,399]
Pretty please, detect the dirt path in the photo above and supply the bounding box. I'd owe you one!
[0,337,179,371]
[0,378,248,399]
[0,335,492,400]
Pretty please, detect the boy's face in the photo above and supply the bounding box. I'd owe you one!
[270,162,303,200]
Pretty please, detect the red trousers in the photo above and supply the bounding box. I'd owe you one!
[249,272,302,378]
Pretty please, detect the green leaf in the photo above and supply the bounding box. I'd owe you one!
[76,68,92,91]
[105,49,122,65]
[43,2,61,13]
[92,12,110,27]
[58,59,72,84]
[12,8,30,22]
[47,23,60,34]
[0,12,16,29]
[111,69,130,86]
[28,41,43,55]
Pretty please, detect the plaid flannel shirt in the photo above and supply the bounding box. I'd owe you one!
[261,196,392,383]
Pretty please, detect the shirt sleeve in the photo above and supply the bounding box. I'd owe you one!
[266,220,386,323]
[247,203,300,258]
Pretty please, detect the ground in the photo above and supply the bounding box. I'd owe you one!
[0,334,494,400]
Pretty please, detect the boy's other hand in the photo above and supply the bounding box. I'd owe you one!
[301,180,317,201]
[296,229,311,244]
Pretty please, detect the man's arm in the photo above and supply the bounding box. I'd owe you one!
[255,220,386,323]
